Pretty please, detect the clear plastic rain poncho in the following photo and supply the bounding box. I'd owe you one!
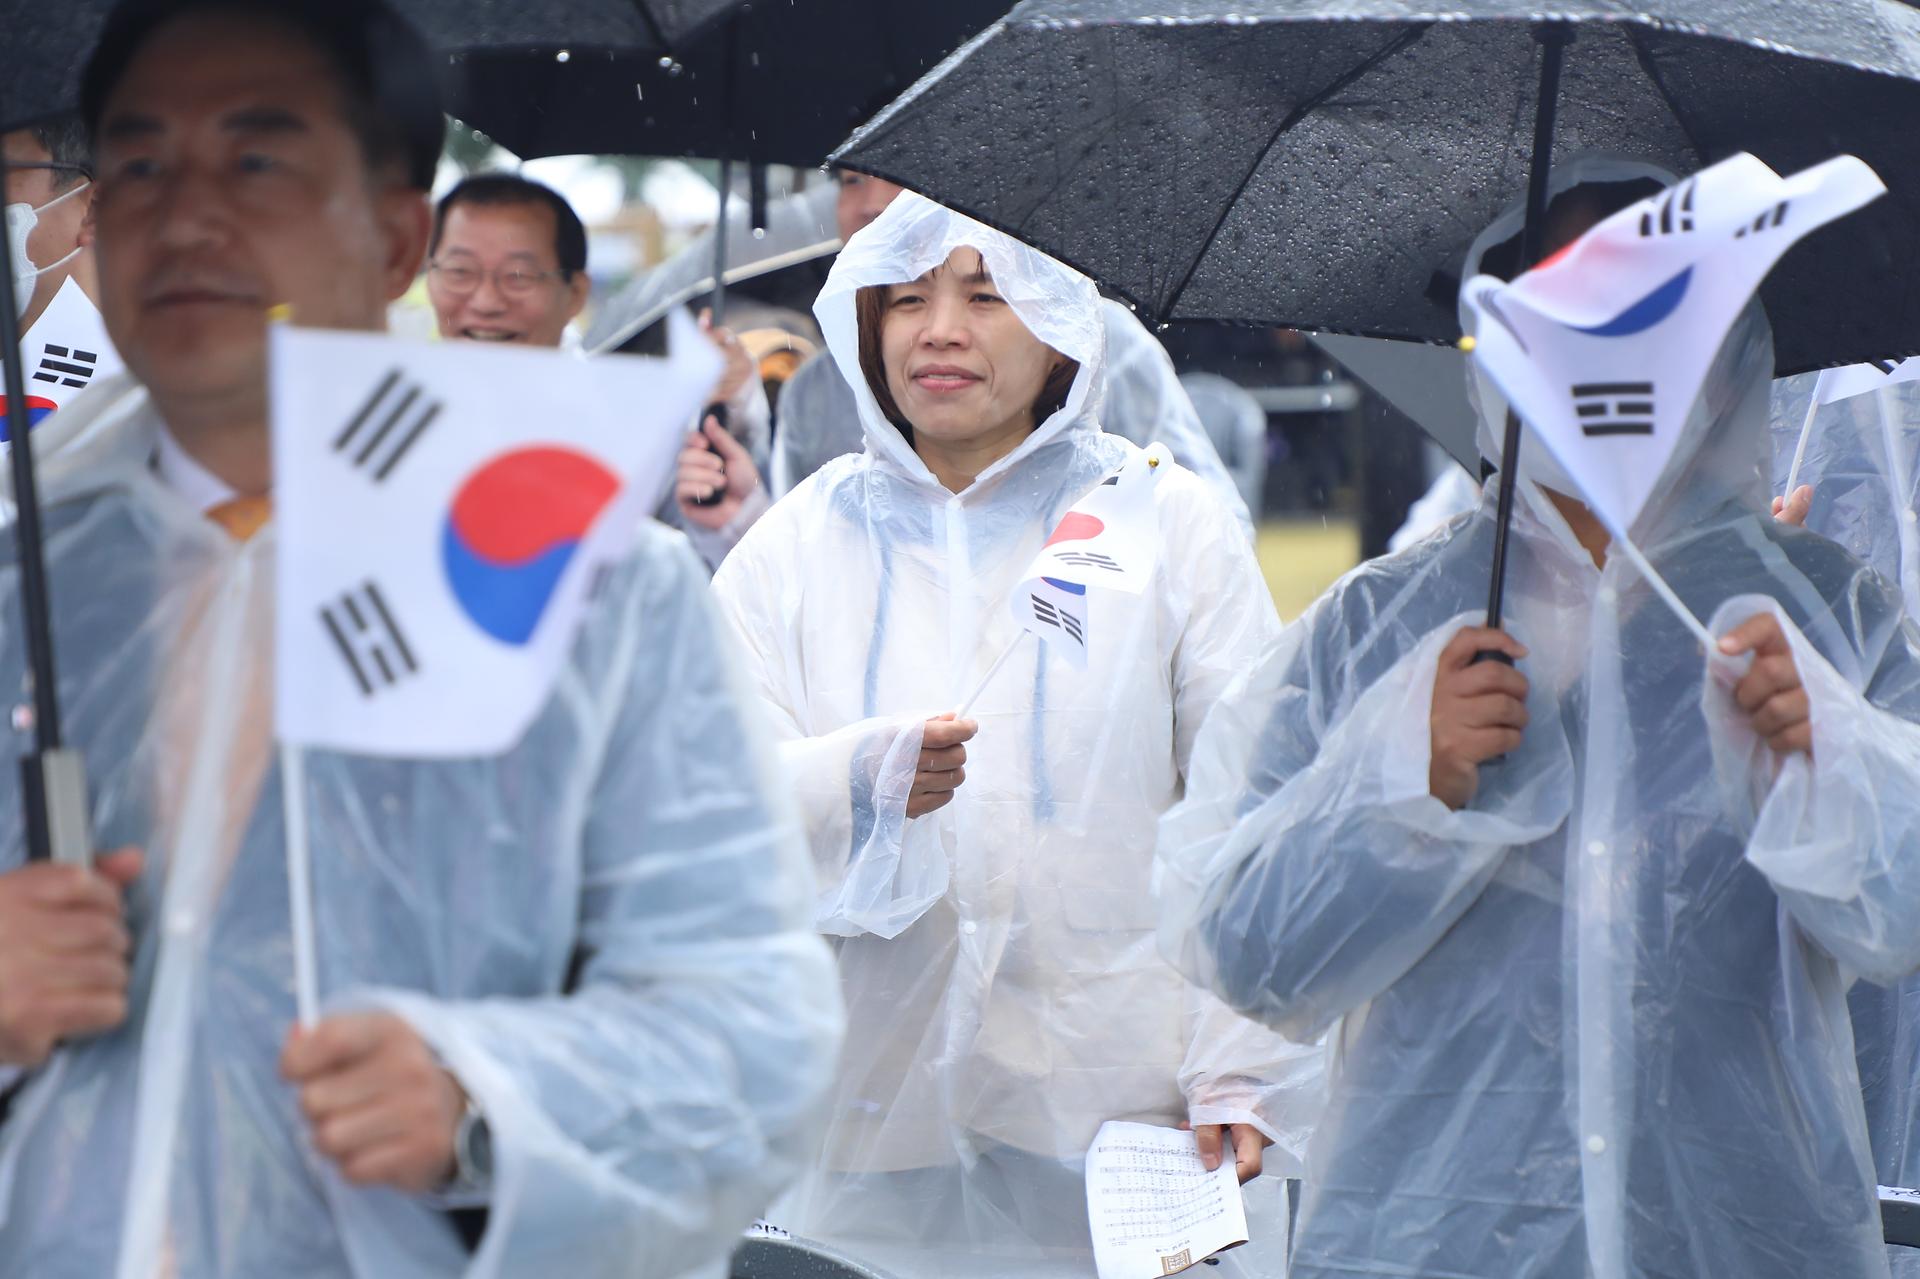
[1771,372,1920,1275]
[1157,163,1920,1279]
[0,378,842,1278]
[766,294,1256,537]
[710,193,1321,1277]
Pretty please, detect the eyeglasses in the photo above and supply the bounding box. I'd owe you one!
[6,162,92,184]
[426,259,570,299]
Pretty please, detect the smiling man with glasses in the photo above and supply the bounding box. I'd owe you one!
[424,172,589,347]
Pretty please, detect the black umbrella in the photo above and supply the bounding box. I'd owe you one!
[439,0,1014,320]
[0,0,743,860]
[833,0,1920,633]
[438,1,1012,169]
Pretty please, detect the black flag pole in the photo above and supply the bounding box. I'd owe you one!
[0,145,90,863]
[1482,23,1572,640]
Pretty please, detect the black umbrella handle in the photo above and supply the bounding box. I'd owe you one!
[1480,23,1572,658]
[690,402,732,507]
[0,149,86,862]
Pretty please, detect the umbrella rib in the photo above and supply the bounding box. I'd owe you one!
[629,0,669,52]
[1624,28,1707,164]
[1158,21,1431,324]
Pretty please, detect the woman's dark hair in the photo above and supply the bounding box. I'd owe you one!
[80,0,444,191]
[853,282,1079,446]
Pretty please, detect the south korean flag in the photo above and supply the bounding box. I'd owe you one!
[1461,152,1885,537]
[1008,445,1165,668]
[1810,355,1920,409]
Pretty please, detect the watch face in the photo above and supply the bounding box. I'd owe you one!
[469,1116,494,1180]
[456,1109,494,1186]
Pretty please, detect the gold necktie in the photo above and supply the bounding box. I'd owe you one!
[203,495,272,542]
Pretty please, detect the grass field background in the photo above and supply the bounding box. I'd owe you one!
[1255,518,1360,622]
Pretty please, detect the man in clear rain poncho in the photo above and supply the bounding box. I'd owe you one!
[709,192,1321,1277]
[0,1,842,1275]
[1155,160,1920,1279]
[1770,366,1920,1276]
[762,171,1255,538]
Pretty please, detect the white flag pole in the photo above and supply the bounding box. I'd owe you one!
[1783,390,1822,496]
[1604,528,1719,654]
[279,742,320,1028]
[955,632,1028,720]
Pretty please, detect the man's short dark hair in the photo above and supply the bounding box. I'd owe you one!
[24,116,92,189]
[431,174,588,279]
[79,0,444,191]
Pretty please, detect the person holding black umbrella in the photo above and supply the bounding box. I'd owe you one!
[0,1,842,1275]
[1156,163,1920,1279]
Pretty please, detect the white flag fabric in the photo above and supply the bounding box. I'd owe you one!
[273,308,721,757]
[1812,356,1920,408]
[1461,153,1885,537]
[1,276,124,443]
[1009,444,1165,667]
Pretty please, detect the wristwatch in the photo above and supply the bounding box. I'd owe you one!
[449,1091,494,1195]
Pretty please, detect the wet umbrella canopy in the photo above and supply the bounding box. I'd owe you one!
[438,0,1014,167]
[834,0,1920,376]
[0,0,742,131]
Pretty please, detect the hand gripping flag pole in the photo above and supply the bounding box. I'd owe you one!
[0,146,89,864]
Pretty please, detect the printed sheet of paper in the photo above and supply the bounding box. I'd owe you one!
[1086,1121,1249,1278]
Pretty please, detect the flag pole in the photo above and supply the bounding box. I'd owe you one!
[280,743,320,1028]
[1783,390,1821,495]
[1604,531,1718,653]
[955,632,1026,720]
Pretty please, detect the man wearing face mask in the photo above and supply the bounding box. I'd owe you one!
[2,115,124,445]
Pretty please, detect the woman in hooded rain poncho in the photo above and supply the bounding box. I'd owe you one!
[1155,162,1920,1279]
[1770,371,1920,1277]
[710,194,1322,1277]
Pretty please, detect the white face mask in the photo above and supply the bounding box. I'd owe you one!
[6,180,89,321]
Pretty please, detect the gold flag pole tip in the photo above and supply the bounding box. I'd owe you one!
[1457,335,1478,353]
[267,304,293,324]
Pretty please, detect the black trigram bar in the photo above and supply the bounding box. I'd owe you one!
[1638,180,1696,237]
[1053,550,1123,573]
[320,581,420,696]
[33,345,97,389]
[1572,382,1656,437]
[333,368,441,482]
[1870,357,1903,376]
[1734,202,1789,238]
[1030,595,1085,646]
